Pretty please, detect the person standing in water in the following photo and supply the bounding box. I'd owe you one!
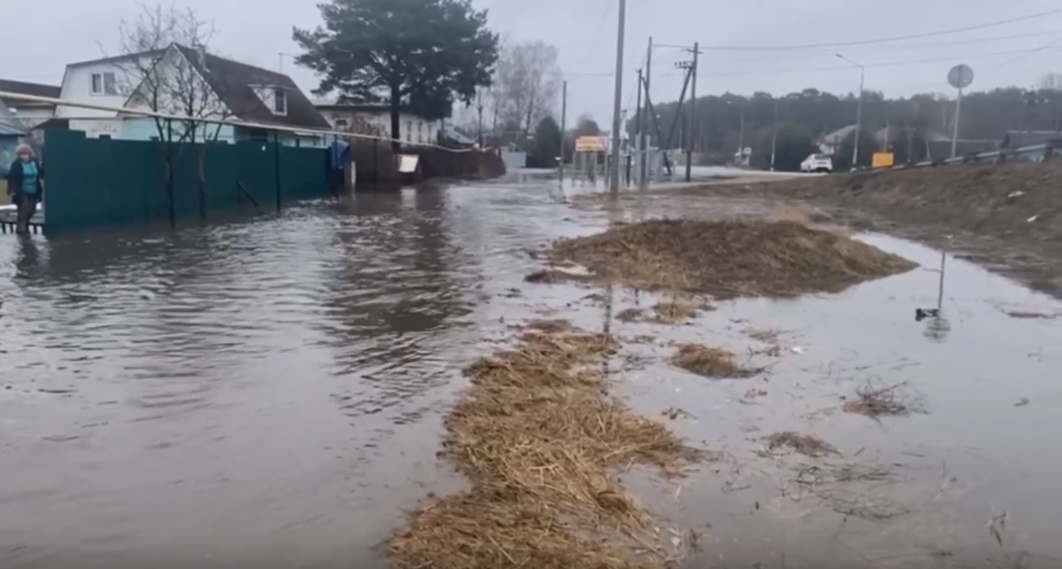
[5,144,44,234]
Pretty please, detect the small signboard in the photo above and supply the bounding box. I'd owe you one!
[574,136,608,152]
[872,152,895,168]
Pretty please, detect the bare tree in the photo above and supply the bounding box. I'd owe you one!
[114,1,230,144]
[111,1,233,221]
[493,40,562,141]
[1039,72,1062,92]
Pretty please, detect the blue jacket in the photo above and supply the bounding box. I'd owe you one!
[5,159,44,198]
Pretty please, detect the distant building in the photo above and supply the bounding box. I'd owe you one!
[0,78,60,129]
[313,100,443,145]
[817,125,858,156]
[54,44,331,147]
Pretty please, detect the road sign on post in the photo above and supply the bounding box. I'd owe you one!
[947,64,974,159]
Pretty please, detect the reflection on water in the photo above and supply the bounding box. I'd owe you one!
[2,179,1060,568]
[0,182,564,569]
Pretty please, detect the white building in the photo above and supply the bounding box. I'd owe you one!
[313,100,442,145]
[0,79,60,129]
[52,44,332,146]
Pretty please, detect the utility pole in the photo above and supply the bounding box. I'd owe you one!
[950,88,963,159]
[634,69,643,187]
[836,53,865,170]
[738,109,745,164]
[854,68,864,168]
[770,99,779,171]
[641,37,653,185]
[609,0,626,195]
[559,80,567,183]
[685,42,699,182]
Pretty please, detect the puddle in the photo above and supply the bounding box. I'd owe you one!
[522,224,1062,566]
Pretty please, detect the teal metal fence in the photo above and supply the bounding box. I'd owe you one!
[42,128,331,233]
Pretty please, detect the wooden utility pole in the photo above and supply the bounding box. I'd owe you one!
[559,80,567,182]
[685,42,698,182]
[608,0,627,195]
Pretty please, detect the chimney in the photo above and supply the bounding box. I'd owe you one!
[194,44,207,72]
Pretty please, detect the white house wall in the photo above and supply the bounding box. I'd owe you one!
[319,109,442,144]
[56,61,139,118]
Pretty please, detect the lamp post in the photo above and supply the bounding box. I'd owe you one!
[836,53,865,170]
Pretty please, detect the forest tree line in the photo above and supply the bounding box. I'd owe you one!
[632,73,1062,171]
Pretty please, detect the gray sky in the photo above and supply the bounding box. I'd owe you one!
[7,0,1062,124]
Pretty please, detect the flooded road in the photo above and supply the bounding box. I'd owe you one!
[2,176,1060,568]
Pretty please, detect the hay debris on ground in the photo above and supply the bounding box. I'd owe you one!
[616,308,645,322]
[669,343,755,378]
[524,318,575,334]
[545,218,916,298]
[766,431,838,457]
[842,381,915,417]
[744,327,781,343]
[389,324,703,569]
[651,299,704,323]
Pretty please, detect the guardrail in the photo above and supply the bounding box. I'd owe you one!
[862,139,1059,173]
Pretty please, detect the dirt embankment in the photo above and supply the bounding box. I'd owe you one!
[672,161,1062,296]
[546,218,915,298]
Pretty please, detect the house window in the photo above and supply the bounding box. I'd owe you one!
[273,88,287,115]
[335,118,348,128]
[91,72,117,95]
[418,122,424,143]
[406,120,412,141]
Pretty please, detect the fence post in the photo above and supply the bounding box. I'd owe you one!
[373,139,379,192]
[273,131,281,211]
[166,118,176,228]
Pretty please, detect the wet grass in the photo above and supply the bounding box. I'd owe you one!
[669,343,756,379]
[766,431,838,458]
[842,381,915,417]
[389,324,704,569]
[542,218,916,298]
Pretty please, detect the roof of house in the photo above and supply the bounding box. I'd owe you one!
[66,50,168,69]
[170,45,331,130]
[313,99,435,119]
[1005,130,1062,148]
[0,100,28,136]
[0,78,61,100]
[820,125,857,144]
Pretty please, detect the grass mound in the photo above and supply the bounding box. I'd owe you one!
[389,326,703,569]
[669,343,754,378]
[766,431,838,457]
[547,218,916,298]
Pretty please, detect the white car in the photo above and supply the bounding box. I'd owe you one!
[800,154,833,173]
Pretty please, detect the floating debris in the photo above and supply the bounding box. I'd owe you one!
[842,381,915,417]
[766,431,839,457]
[669,343,756,379]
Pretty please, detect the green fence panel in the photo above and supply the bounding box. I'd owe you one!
[42,130,331,234]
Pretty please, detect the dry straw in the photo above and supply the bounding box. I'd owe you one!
[389,323,703,569]
[544,218,916,298]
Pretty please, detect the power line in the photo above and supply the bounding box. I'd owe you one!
[986,36,1062,71]
[563,0,614,75]
[568,45,1062,81]
[700,46,1062,78]
[719,29,1062,64]
[696,8,1062,51]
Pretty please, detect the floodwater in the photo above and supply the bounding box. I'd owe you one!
[1,175,1060,568]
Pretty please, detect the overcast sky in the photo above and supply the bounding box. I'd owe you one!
[7,0,1062,125]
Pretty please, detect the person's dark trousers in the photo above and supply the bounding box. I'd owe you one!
[15,194,39,235]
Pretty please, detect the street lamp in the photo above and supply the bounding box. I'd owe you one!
[836,53,865,170]
[278,52,296,73]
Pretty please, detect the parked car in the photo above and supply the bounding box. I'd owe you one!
[800,154,833,173]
